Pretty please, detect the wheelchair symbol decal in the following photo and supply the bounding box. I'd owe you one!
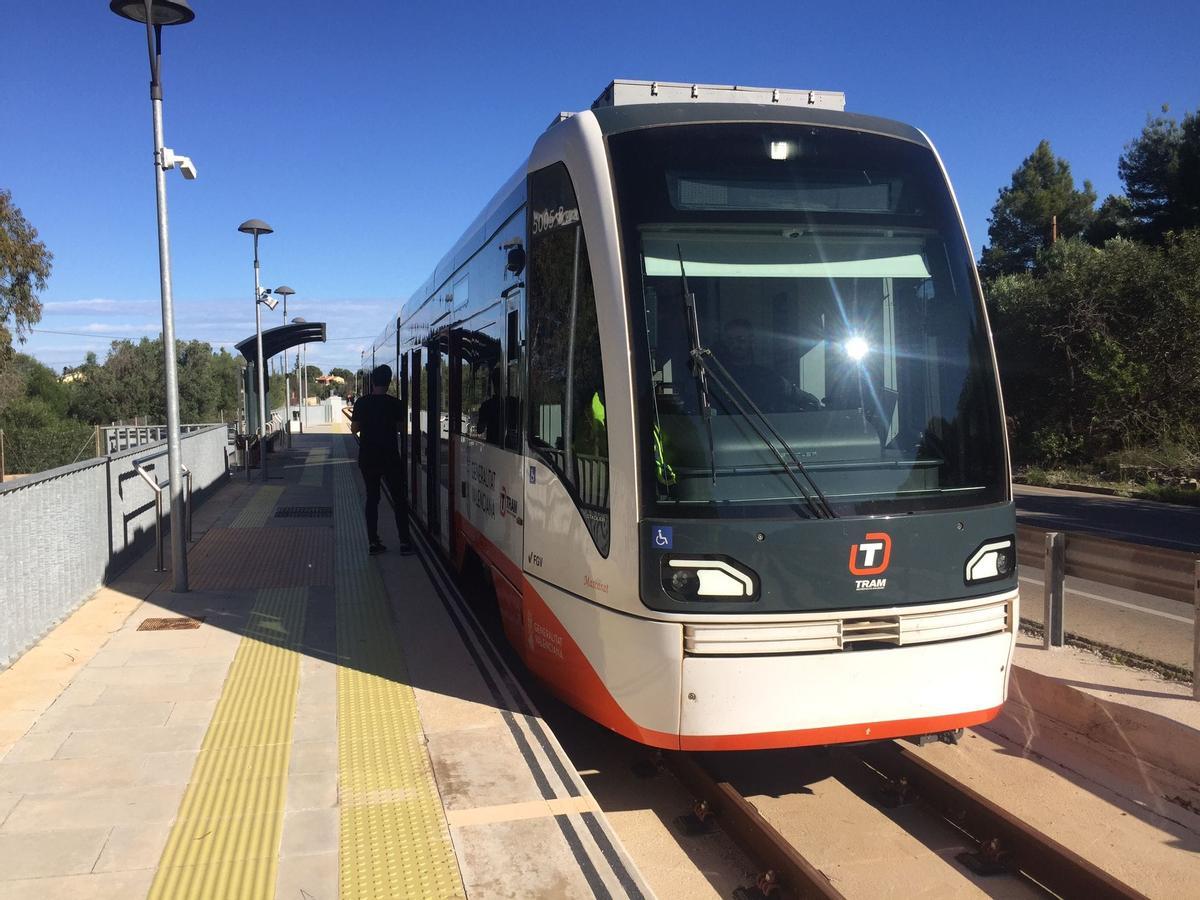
[652,526,673,550]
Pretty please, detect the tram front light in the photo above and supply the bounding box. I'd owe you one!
[964,537,1016,584]
[662,558,757,601]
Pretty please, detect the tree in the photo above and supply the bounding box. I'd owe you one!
[1118,108,1200,243]
[979,141,1097,279]
[989,233,1200,464]
[0,189,53,365]
[1084,194,1136,245]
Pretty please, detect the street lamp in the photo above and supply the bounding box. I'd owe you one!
[274,286,295,445]
[239,218,274,482]
[110,0,197,594]
[291,316,307,432]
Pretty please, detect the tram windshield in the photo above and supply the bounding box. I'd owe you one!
[608,123,1007,517]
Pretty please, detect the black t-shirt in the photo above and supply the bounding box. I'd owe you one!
[352,393,404,466]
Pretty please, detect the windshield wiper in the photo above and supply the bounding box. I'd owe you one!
[670,250,835,519]
[677,246,718,485]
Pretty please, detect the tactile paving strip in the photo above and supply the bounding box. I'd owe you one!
[148,586,307,899]
[333,459,465,899]
[188,527,334,590]
[300,447,330,487]
[231,484,285,528]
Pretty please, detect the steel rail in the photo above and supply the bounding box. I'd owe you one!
[664,751,845,900]
[855,742,1149,900]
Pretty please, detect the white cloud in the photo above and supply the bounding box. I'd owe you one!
[42,298,156,313]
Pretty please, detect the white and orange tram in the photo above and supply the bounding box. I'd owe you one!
[370,80,1018,751]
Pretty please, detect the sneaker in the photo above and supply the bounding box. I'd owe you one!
[397,542,415,556]
[369,541,386,555]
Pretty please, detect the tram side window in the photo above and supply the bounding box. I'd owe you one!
[463,323,504,446]
[527,162,610,555]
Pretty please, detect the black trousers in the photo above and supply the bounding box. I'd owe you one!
[360,460,410,544]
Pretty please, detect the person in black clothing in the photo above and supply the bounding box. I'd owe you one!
[350,365,413,555]
[718,318,822,413]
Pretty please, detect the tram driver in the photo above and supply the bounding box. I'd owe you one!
[717,318,822,414]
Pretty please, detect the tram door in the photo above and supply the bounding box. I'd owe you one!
[411,348,425,527]
[426,332,452,551]
[399,352,409,529]
[447,328,462,563]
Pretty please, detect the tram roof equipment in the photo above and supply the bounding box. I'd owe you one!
[591,79,846,112]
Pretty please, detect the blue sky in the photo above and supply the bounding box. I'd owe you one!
[3,0,1197,374]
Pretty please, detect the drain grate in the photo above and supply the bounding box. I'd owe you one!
[275,506,333,518]
[139,616,205,631]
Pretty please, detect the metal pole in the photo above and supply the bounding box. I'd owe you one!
[253,238,269,483]
[1043,531,1065,649]
[146,13,187,592]
[283,293,292,447]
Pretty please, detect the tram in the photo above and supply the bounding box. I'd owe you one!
[370,80,1017,750]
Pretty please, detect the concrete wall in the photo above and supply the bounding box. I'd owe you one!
[0,425,229,669]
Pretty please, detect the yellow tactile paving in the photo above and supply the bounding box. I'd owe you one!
[148,586,306,899]
[333,461,465,900]
[230,484,285,528]
[300,446,330,486]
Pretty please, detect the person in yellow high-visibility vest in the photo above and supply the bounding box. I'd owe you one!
[590,390,675,486]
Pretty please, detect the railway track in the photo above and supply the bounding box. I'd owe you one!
[662,740,1150,900]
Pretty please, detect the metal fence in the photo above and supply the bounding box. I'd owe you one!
[1017,523,1200,698]
[0,425,230,670]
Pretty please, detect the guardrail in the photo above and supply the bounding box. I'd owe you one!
[1017,523,1200,699]
[133,451,193,572]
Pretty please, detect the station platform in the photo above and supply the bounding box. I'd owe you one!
[0,428,650,899]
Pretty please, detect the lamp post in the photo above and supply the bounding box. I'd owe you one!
[290,317,307,432]
[274,286,295,444]
[110,0,196,593]
[239,219,275,482]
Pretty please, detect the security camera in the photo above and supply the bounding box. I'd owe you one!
[161,147,198,180]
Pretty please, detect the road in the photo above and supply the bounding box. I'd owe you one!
[1014,483,1200,553]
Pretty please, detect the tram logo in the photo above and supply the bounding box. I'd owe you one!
[849,532,892,577]
[499,485,518,519]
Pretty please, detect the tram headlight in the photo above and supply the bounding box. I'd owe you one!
[662,558,758,601]
[964,537,1016,584]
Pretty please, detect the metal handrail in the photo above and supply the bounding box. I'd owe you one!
[102,422,226,455]
[133,451,193,572]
